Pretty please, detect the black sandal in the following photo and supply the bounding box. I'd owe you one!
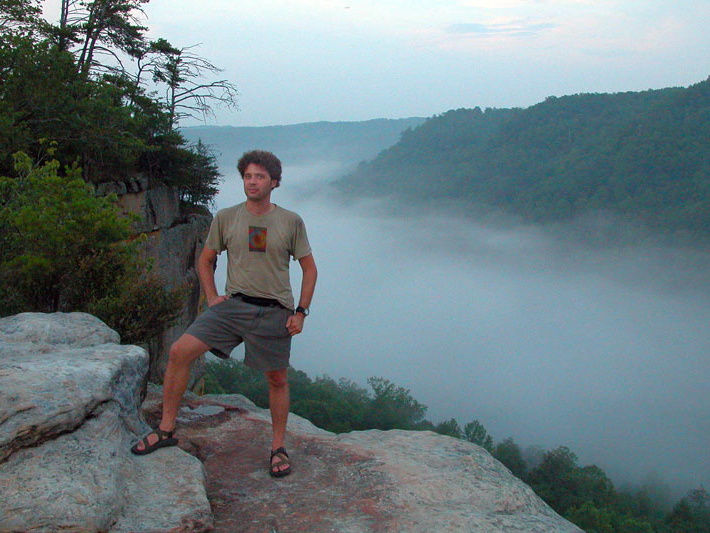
[130,427,178,456]
[270,447,292,477]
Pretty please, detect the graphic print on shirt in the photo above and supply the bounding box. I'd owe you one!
[249,226,267,253]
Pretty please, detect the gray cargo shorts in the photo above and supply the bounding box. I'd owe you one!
[185,296,293,372]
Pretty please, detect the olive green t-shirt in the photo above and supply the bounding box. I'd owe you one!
[205,203,312,310]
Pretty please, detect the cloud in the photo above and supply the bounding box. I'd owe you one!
[447,20,558,37]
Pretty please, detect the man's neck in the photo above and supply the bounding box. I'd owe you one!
[245,199,275,216]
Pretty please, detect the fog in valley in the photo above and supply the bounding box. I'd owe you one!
[210,158,710,500]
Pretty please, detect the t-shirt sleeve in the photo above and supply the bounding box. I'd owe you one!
[205,211,226,253]
[291,216,312,260]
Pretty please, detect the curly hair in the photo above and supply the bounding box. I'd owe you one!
[237,150,283,188]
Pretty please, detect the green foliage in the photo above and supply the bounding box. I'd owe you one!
[204,361,428,433]
[89,269,185,345]
[73,0,149,76]
[566,501,616,533]
[364,376,428,430]
[522,445,691,532]
[146,136,222,207]
[0,152,130,313]
[0,0,43,38]
[666,487,710,533]
[203,358,267,402]
[463,419,494,451]
[434,418,462,438]
[0,152,182,344]
[493,437,527,478]
[526,446,616,518]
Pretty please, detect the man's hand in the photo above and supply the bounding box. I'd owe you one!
[286,312,305,336]
[207,295,228,307]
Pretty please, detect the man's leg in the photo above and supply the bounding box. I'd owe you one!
[265,368,290,473]
[133,333,209,452]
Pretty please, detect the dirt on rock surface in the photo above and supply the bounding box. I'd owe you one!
[141,388,402,532]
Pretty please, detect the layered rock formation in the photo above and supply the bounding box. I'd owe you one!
[0,313,583,532]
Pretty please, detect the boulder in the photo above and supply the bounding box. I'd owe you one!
[0,311,119,347]
[0,313,211,532]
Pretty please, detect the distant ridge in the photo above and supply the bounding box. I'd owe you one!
[181,117,426,168]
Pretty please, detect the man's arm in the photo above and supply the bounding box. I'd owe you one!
[286,253,317,336]
[196,246,227,307]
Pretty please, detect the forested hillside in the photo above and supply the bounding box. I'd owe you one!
[338,79,710,240]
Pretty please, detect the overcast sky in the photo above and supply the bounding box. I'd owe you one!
[141,0,710,127]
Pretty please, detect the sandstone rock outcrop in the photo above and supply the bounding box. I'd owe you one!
[0,312,582,532]
[0,313,211,532]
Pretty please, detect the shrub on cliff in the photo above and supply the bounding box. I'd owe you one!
[0,151,182,344]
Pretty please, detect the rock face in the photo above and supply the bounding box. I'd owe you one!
[107,180,212,387]
[0,313,212,532]
[0,312,582,532]
[115,184,181,234]
[141,212,212,386]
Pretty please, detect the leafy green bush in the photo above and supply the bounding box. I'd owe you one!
[0,152,183,344]
[0,152,130,313]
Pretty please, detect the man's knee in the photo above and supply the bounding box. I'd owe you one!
[266,369,289,389]
[168,342,191,367]
[168,334,207,366]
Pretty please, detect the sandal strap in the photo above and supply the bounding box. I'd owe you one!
[270,447,289,460]
[154,426,175,439]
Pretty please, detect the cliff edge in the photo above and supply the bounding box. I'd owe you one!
[0,313,582,532]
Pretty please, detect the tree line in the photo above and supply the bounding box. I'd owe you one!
[338,79,710,243]
[204,359,710,533]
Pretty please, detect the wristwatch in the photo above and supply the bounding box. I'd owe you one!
[295,306,309,316]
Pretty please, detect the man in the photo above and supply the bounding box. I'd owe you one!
[131,150,317,478]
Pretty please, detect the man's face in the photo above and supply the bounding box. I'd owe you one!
[242,163,276,201]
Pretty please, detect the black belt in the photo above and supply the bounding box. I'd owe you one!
[232,292,286,309]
